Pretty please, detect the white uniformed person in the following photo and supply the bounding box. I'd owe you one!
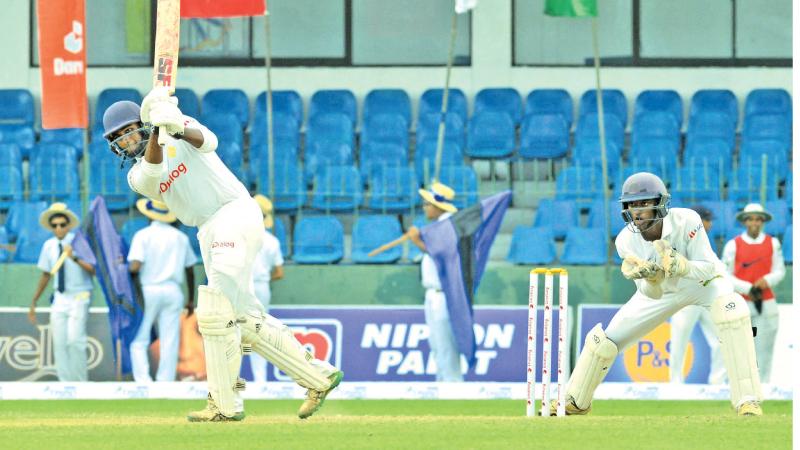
[404,182,463,382]
[28,203,95,381]
[553,172,763,417]
[669,205,725,384]
[721,203,785,383]
[249,194,285,382]
[103,90,341,422]
[127,198,197,382]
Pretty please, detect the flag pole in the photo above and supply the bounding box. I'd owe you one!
[590,19,612,280]
[263,3,275,202]
[433,7,459,184]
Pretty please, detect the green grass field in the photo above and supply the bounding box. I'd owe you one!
[0,400,791,449]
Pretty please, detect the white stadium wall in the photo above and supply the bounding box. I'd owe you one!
[0,0,791,127]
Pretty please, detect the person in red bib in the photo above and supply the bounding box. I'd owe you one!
[721,203,786,383]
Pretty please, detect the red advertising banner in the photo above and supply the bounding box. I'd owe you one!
[181,0,265,18]
[36,0,88,129]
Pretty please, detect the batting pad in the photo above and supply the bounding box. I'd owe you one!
[197,286,243,417]
[239,312,335,391]
[711,293,763,407]
[567,323,618,410]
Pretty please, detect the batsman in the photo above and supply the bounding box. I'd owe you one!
[554,172,763,417]
[101,92,343,422]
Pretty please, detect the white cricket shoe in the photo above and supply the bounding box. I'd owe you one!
[187,394,245,422]
[297,371,344,419]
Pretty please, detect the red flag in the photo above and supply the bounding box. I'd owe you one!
[36,0,88,129]
[181,0,266,18]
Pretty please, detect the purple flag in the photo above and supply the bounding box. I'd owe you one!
[420,190,512,365]
[82,196,143,376]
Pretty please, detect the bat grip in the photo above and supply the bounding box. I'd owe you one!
[158,126,168,145]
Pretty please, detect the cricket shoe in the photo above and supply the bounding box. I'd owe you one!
[549,397,591,416]
[297,370,344,419]
[737,400,763,417]
[187,394,245,422]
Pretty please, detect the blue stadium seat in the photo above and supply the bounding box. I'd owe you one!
[174,88,201,119]
[574,113,625,151]
[250,111,300,151]
[474,88,523,126]
[361,113,409,149]
[438,165,479,209]
[629,137,679,183]
[88,151,135,211]
[782,225,793,263]
[120,217,150,249]
[519,114,569,159]
[764,200,789,238]
[466,112,515,159]
[507,226,557,265]
[201,89,249,128]
[95,88,142,125]
[700,200,737,240]
[744,89,791,119]
[579,89,628,128]
[255,90,303,127]
[588,199,627,237]
[560,227,607,265]
[742,114,791,151]
[729,165,779,204]
[634,90,683,127]
[533,199,578,240]
[216,141,246,182]
[0,165,22,211]
[683,138,733,175]
[30,143,79,165]
[270,216,289,258]
[178,224,201,258]
[0,125,35,159]
[0,226,9,262]
[571,140,621,180]
[785,172,793,203]
[360,141,408,185]
[368,166,419,213]
[0,143,22,173]
[6,201,48,241]
[689,89,738,128]
[29,156,80,203]
[632,111,681,145]
[40,128,85,159]
[202,112,243,145]
[351,215,404,263]
[304,142,354,183]
[0,89,35,125]
[250,157,306,211]
[555,165,605,203]
[416,112,466,149]
[413,140,464,185]
[687,112,736,151]
[305,113,355,151]
[406,215,429,262]
[363,89,411,127]
[739,139,789,181]
[311,165,363,212]
[293,216,344,264]
[309,90,357,125]
[671,164,723,203]
[524,89,573,129]
[12,227,51,263]
[418,88,468,126]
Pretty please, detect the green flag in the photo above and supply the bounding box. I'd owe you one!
[545,0,597,17]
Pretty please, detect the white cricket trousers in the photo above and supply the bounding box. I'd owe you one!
[424,289,463,382]
[50,291,90,381]
[250,281,271,382]
[669,305,726,384]
[130,283,184,382]
[747,299,779,383]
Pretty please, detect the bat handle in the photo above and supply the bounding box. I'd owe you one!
[158,126,168,145]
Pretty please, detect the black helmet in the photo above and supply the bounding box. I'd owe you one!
[619,172,670,233]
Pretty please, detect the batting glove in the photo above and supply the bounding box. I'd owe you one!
[140,86,173,123]
[149,100,185,136]
[653,240,689,278]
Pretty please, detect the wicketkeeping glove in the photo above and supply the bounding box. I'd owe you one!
[149,100,185,136]
[140,86,172,123]
[653,239,689,278]
[621,255,665,282]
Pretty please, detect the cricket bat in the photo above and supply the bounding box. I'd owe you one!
[152,0,181,145]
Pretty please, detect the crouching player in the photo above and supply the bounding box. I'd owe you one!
[102,89,343,422]
[552,172,762,416]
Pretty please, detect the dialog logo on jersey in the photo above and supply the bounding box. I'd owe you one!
[269,319,342,382]
[159,162,188,193]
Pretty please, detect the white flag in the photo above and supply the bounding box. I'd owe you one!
[455,0,477,14]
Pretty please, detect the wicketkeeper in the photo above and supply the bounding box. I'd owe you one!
[103,89,343,422]
[553,172,763,416]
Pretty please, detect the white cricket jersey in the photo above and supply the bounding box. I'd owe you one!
[252,230,284,298]
[421,212,453,290]
[127,116,250,226]
[127,221,198,286]
[615,207,726,295]
[37,232,94,293]
[721,232,786,297]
